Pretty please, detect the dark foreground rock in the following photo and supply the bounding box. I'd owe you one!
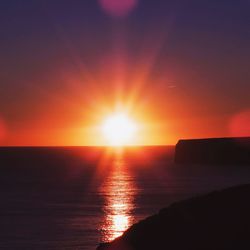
[97,184,250,250]
[175,137,250,165]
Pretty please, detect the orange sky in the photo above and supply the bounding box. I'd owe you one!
[0,1,249,146]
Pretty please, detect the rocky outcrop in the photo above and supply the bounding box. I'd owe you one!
[97,184,250,250]
[175,137,250,165]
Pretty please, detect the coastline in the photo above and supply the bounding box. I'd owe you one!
[97,184,250,250]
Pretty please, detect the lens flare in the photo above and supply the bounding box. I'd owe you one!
[99,0,138,17]
[229,110,250,137]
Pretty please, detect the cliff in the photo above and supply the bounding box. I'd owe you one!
[175,137,250,165]
[97,184,250,250]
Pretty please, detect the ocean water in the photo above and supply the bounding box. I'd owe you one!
[0,146,250,250]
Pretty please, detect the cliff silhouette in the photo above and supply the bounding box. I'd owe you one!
[97,184,250,250]
[175,137,250,165]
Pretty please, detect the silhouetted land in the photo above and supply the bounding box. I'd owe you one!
[97,184,250,250]
[175,137,250,165]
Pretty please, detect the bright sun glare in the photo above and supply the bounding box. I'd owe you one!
[102,113,137,146]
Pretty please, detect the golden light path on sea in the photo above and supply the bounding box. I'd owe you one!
[99,154,138,242]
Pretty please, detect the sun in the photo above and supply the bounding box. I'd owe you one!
[102,113,137,146]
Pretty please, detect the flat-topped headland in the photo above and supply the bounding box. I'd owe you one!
[175,137,250,165]
[97,184,250,250]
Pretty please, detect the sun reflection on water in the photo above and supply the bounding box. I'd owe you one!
[99,155,137,242]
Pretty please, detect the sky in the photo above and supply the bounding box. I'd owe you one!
[0,0,249,146]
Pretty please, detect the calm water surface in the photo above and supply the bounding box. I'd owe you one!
[0,147,250,249]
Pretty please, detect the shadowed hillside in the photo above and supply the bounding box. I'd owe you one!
[97,184,250,250]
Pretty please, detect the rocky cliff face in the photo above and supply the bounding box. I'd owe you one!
[175,137,250,165]
[97,184,250,250]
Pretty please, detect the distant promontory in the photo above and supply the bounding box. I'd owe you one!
[175,137,250,165]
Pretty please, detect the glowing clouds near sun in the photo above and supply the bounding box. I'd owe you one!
[99,0,138,17]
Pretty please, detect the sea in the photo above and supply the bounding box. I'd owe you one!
[0,146,250,250]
